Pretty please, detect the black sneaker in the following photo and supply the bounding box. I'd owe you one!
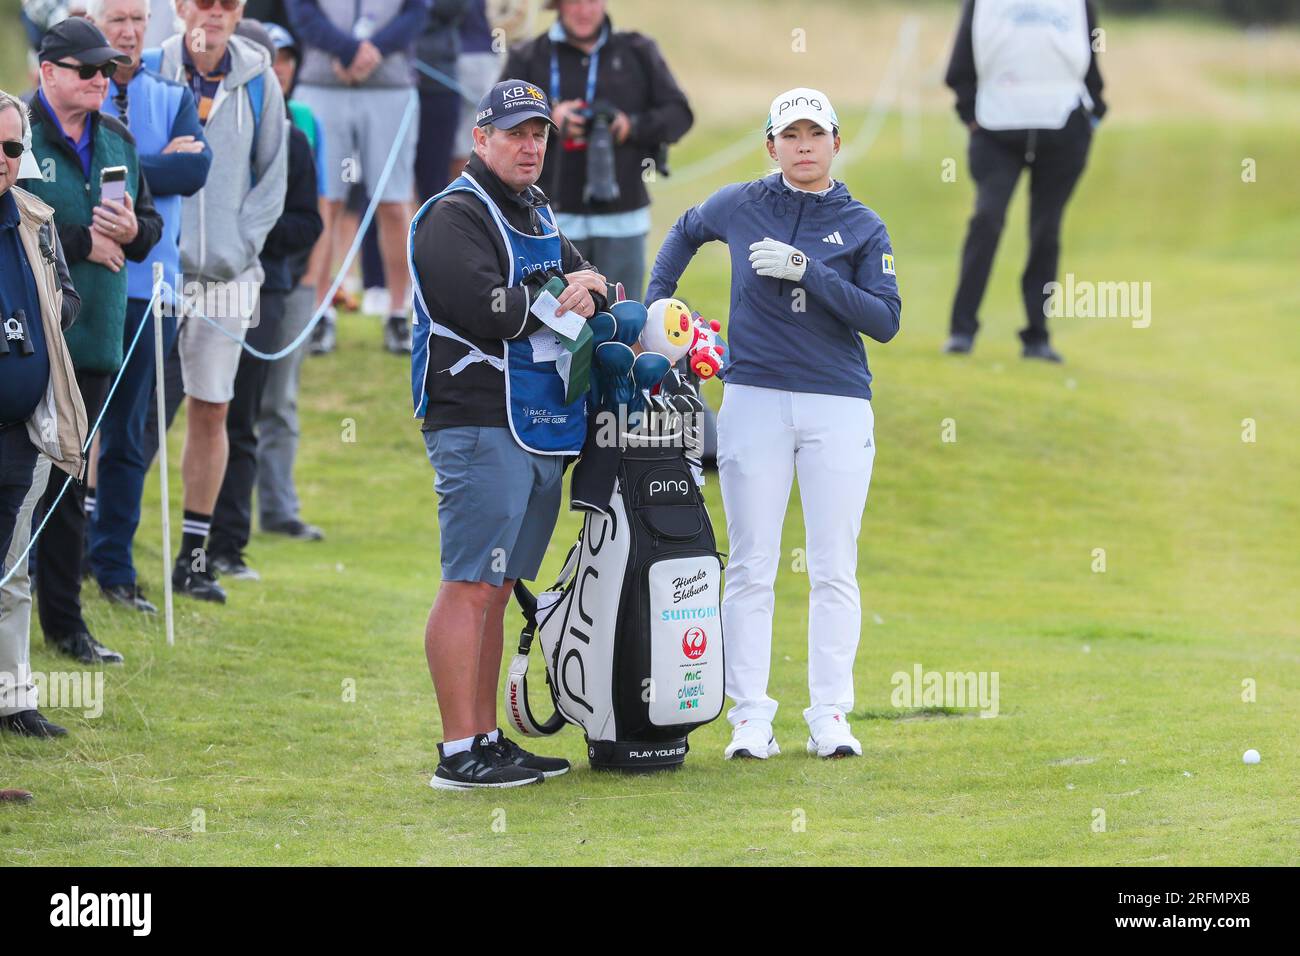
[44,630,124,665]
[943,333,974,354]
[172,562,227,603]
[490,731,570,778]
[100,583,157,614]
[0,710,68,738]
[1022,341,1064,363]
[310,311,337,356]
[261,518,324,541]
[211,552,261,581]
[384,315,412,354]
[430,734,544,790]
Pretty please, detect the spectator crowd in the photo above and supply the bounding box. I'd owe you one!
[0,0,694,740]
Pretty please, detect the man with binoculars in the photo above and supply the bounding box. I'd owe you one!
[502,0,692,301]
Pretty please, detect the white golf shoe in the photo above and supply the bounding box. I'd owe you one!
[806,712,862,758]
[724,720,780,760]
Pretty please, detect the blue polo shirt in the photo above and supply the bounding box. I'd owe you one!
[0,190,51,427]
[37,88,93,179]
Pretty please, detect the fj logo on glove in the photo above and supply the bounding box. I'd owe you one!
[791,253,805,266]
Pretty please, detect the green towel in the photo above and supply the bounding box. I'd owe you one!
[557,322,594,404]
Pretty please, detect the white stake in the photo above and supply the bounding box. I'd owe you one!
[152,263,174,646]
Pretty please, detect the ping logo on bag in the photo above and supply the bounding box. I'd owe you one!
[509,445,725,768]
[641,468,692,505]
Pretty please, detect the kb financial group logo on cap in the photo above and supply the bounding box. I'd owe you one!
[504,84,547,107]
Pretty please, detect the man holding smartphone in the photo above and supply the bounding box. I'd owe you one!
[87,0,213,616]
[410,81,607,789]
[23,18,163,665]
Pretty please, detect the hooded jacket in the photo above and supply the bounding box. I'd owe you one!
[153,33,288,282]
[648,174,901,401]
[260,124,323,294]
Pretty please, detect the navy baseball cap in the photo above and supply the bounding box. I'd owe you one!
[38,18,130,67]
[475,80,557,131]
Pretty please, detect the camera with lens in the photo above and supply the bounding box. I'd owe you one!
[564,99,621,205]
[558,99,672,206]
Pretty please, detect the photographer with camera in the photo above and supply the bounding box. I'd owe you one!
[502,0,692,301]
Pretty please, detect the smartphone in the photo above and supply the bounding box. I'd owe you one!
[100,165,128,204]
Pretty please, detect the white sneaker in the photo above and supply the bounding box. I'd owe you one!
[361,286,391,318]
[724,721,780,760]
[806,712,862,758]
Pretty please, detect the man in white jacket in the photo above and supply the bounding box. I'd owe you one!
[943,0,1106,363]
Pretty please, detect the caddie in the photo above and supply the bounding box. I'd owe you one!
[409,79,609,790]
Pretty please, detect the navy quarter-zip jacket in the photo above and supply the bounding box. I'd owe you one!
[647,173,900,400]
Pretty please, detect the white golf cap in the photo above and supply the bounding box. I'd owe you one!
[766,87,838,136]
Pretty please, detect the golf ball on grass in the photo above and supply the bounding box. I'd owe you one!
[1243,749,1261,764]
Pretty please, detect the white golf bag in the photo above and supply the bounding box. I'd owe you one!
[505,420,725,771]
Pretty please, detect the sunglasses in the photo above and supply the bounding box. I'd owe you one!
[193,0,242,10]
[2,140,24,160]
[50,59,118,81]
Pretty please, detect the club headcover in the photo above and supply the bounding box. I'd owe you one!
[588,310,617,348]
[609,299,648,347]
[593,340,636,411]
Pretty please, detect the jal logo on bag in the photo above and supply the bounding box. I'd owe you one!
[682,626,707,660]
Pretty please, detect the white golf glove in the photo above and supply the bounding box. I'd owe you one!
[748,237,808,282]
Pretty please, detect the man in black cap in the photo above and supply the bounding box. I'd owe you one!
[410,80,607,790]
[23,17,162,665]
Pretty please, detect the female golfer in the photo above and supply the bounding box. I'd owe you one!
[646,88,901,760]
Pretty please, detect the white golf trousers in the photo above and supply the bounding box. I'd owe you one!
[716,383,875,730]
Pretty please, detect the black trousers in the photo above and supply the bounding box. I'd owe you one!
[949,107,1093,345]
[0,423,39,568]
[209,289,284,560]
[36,369,109,637]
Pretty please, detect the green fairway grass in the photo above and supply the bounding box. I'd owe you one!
[3,4,1297,865]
